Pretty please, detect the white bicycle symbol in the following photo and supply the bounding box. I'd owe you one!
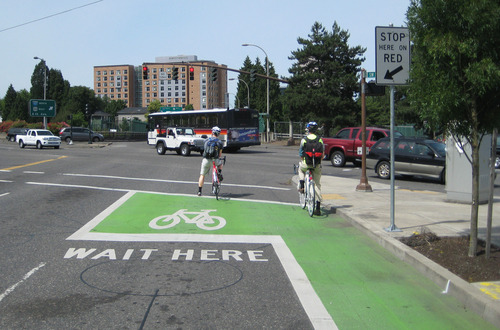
[148,209,226,231]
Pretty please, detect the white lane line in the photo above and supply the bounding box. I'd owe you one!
[0,180,13,183]
[62,173,290,191]
[0,262,46,303]
[23,171,45,174]
[0,192,10,197]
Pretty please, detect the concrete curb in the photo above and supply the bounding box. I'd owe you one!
[330,203,500,327]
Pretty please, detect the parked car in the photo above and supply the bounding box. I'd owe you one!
[59,127,104,143]
[366,137,446,183]
[323,127,403,167]
[6,127,28,142]
[495,136,500,169]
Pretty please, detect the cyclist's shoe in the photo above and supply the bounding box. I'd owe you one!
[298,188,304,194]
[197,191,202,196]
[218,170,223,182]
[314,202,321,216]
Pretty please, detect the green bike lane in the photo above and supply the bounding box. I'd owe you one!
[68,191,496,329]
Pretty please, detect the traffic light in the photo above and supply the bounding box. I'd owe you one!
[172,67,179,80]
[210,67,218,82]
[189,67,194,80]
[250,69,256,82]
[142,65,148,80]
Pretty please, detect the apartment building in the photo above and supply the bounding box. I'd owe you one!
[94,65,135,107]
[93,55,227,110]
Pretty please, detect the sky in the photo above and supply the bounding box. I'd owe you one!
[0,0,410,106]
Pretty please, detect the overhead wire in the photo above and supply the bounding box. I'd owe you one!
[0,0,103,33]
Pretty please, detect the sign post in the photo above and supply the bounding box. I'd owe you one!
[375,26,410,233]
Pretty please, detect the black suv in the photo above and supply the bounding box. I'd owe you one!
[366,137,446,183]
[59,127,104,143]
[6,127,28,142]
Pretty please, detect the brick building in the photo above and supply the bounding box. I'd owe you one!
[93,55,227,110]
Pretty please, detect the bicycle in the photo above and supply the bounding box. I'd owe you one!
[294,164,316,217]
[212,156,226,200]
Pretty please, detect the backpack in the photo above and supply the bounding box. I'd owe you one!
[203,137,220,158]
[304,135,323,165]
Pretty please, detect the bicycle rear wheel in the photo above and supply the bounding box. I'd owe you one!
[212,168,220,200]
[307,180,316,217]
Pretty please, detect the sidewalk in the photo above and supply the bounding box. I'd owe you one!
[318,174,500,326]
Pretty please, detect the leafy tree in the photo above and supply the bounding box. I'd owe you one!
[10,89,31,122]
[184,104,194,110]
[408,0,500,257]
[30,60,48,100]
[105,99,127,117]
[47,68,70,110]
[285,21,365,134]
[145,99,162,118]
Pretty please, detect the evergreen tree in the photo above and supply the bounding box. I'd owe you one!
[3,85,17,121]
[31,60,48,99]
[285,22,365,134]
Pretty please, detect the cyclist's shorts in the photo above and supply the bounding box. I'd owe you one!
[200,158,223,176]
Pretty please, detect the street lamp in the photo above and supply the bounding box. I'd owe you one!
[229,78,250,108]
[242,43,269,142]
[33,56,47,129]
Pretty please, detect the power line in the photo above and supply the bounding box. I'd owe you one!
[0,0,104,33]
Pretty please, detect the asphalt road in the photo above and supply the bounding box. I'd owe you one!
[1,139,496,329]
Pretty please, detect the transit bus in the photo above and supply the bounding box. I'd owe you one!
[147,108,261,151]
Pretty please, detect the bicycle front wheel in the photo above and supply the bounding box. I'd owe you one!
[307,180,316,217]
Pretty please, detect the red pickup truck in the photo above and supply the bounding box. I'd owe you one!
[323,127,402,167]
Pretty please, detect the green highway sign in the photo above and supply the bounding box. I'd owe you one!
[367,72,376,78]
[160,106,182,112]
[29,99,56,117]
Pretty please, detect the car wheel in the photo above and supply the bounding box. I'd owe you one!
[330,151,346,167]
[495,156,500,169]
[156,142,166,155]
[376,161,390,179]
[36,141,43,149]
[180,144,191,156]
[10,136,15,142]
[440,168,446,184]
[65,137,72,143]
[19,140,25,148]
[92,137,100,142]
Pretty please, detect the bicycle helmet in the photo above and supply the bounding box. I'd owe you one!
[306,121,318,133]
[212,126,221,136]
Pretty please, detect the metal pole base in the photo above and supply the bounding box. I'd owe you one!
[356,182,373,192]
[384,224,402,232]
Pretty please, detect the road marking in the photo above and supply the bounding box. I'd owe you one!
[62,173,290,191]
[23,171,45,174]
[1,156,67,171]
[66,191,336,329]
[0,180,13,183]
[0,262,46,303]
[24,182,297,206]
[0,192,10,197]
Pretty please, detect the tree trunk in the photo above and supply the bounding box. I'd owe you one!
[469,101,479,257]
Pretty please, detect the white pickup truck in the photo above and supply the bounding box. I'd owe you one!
[155,127,205,156]
[17,129,61,149]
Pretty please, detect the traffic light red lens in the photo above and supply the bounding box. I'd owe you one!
[143,66,147,71]
[190,67,194,72]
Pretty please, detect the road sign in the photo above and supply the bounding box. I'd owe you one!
[367,72,376,78]
[375,26,410,85]
[29,99,56,117]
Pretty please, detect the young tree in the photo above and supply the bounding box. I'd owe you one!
[408,0,500,257]
[285,21,365,134]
